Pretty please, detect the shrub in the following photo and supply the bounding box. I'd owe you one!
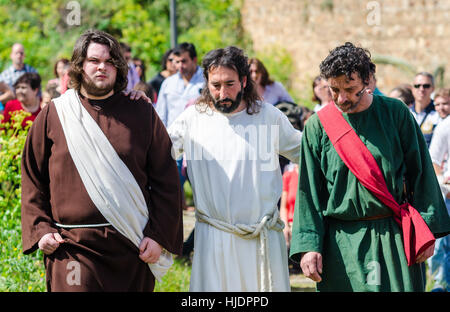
[0,111,46,291]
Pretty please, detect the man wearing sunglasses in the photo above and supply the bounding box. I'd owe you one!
[410,72,440,147]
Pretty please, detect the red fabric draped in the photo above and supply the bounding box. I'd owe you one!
[317,103,435,266]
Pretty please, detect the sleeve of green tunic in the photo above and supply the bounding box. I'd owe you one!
[289,113,328,261]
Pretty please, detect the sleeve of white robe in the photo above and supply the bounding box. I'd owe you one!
[276,108,302,164]
[167,109,187,161]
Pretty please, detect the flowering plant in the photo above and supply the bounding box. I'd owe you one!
[0,111,45,291]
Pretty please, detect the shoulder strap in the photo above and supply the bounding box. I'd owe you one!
[317,102,435,266]
[317,103,397,209]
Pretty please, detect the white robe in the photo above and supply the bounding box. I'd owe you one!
[168,102,302,291]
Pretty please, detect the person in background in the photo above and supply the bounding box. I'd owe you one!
[2,72,41,128]
[367,68,384,96]
[279,106,312,274]
[133,57,146,83]
[427,87,450,292]
[41,83,61,110]
[433,88,450,121]
[0,81,15,113]
[120,42,140,92]
[301,106,314,125]
[248,58,294,105]
[155,42,204,129]
[47,58,70,93]
[312,75,332,112]
[149,49,177,99]
[389,84,415,107]
[155,42,204,215]
[133,81,156,104]
[0,43,38,89]
[410,72,440,147]
[274,101,304,173]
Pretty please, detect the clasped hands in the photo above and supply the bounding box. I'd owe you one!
[38,233,161,264]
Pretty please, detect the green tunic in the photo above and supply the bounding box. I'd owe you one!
[290,95,450,292]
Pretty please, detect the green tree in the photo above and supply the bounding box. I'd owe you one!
[0,0,248,86]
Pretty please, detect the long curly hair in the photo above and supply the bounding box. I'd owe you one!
[319,42,375,85]
[196,46,261,115]
[68,29,128,93]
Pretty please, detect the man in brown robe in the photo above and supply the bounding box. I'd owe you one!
[20,29,183,291]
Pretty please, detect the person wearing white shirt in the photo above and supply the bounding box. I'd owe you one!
[155,42,204,128]
[428,88,450,292]
[410,72,440,147]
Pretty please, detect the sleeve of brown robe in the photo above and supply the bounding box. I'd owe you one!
[21,104,58,255]
[142,104,184,256]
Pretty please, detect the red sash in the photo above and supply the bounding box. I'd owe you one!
[317,103,435,266]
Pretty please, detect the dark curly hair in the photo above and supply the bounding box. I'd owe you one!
[14,72,41,91]
[197,46,261,114]
[319,42,375,86]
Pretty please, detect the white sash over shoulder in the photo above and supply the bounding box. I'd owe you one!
[53,89,172,282]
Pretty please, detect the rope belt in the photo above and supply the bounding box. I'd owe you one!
[196,209,285,292]
[55,222,111,229]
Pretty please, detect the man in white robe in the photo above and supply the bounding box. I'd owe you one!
[168,46,302,291]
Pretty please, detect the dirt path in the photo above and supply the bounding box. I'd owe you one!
[182,210,316,292]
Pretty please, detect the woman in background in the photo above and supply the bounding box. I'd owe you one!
[47,58,70,93]
[389,84,414,107]
[312,75,332,112]
[149,48,177,98]
[248,58,294,105]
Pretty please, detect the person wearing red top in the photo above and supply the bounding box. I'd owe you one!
[280,163,300,274]
[280,164,299,248]
[2,72,41,128]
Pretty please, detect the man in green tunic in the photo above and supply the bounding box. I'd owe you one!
[289,42,450,291]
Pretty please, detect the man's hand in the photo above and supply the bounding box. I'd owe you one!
[416,242,435,263]
[139,237,162,264]
[123,89,152,104]
[300,251,323,282]
[38,233,65,255]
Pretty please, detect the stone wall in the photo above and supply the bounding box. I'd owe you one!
[241,0,450,103]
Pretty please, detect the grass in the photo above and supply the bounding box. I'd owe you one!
[0,228,46,292]
[0,237,191,292]
[154,257,191,292]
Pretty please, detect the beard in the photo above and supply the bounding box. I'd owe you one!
[337,88,366,113]
[213,90,243,114]
[337,100,359,113]
[81,75,115,97]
